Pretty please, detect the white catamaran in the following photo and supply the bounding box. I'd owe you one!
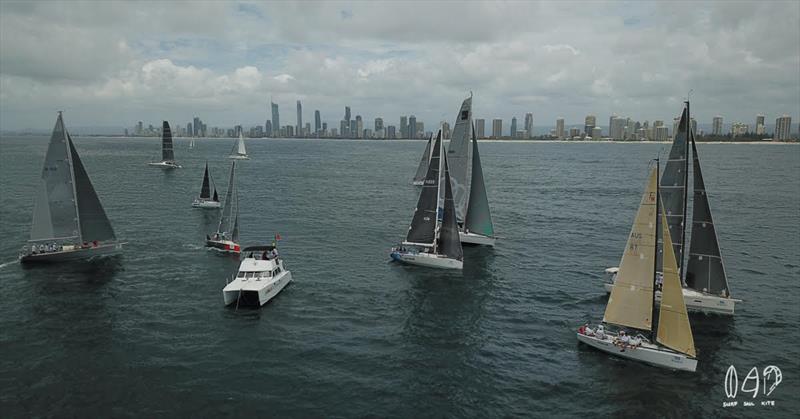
[447,94,496,246]
[148,121,181,168]
[223,245,292,307]
[391,129,464,270]
[411,135,432,186]
[19,112,124,263]
[206,161,241,254]
[192,161,221,209]
[228,132,249,160]
[578,161,697,372]
[602,101,740,315]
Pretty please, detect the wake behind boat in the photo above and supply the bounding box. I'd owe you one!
[19,112,124,263]
[206,161,240,253]
[148,121,181,168]
[228,132,250,160]
[223,245,292,306]
[192,161,221,209]
[391,129,463,270]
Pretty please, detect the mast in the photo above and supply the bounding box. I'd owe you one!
[433,129,444,254]
[679,100,691,280]
[651,158,660,340]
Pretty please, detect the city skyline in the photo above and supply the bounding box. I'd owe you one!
[1,1,798,131]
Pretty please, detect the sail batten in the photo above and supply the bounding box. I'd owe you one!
[406,132,443,245]
[463,124,494,237]
[412,136,432,184]
[447,96,473,222]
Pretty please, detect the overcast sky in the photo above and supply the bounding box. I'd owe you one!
[0,0,798,131]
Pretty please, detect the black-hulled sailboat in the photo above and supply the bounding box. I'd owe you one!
[603,101,740,315]
[19,112,123,263]
[411,135,432,185]
[192,162,220,208]
[391,129,463,269]
[206,161,240,254]
[148,121,181,168]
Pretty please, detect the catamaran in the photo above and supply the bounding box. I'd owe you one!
[148,121,181,168]
[223,245,292,307]
[391,129,463,270]
[192,161,220,208]
[601,101,740,315]
[19,112,124,263]
[228,132,249,160]
[206,161,240,253]
[578,161,697,372]
[411,135,432,186]
[447,94,496,246]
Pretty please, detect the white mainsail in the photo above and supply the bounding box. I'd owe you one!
[447,95,473,222]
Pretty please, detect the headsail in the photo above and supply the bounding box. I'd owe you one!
[659,105,689,273]
[162,121,175,162]
[200,162,212,199]
[463,123,494,237]
[29,112,80,243]
[412,136,432,184]
[657,202,696,357]
[405,132,442,246]
[685,133,731,297]
[68,134,116,242]
[447,95,473,222]
[232,132,247,157]
[217,161,237,235]
[603,166,658,331]
[438,154,464,261]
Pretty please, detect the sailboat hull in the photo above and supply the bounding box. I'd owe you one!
[206,239,240,254]
[459,231,495,246]
[228,155,250,160]
[390,250,462,270]
[20,242,124,264]
[577,331,697,372]
[602,269,739,315]
[148,161,182,169]
[192,199,221,209]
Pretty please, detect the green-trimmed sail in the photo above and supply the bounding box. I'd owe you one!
[463,124,494,237]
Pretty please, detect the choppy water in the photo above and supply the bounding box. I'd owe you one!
[1,136,798,417]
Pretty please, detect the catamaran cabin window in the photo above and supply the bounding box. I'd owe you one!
[237,272,245,278]
[246,272,256,278]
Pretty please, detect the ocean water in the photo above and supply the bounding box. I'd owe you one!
[0,136,798,418]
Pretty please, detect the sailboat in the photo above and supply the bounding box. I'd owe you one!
[411,135,432,185]
[148,121,181,168]
[228,132,249,160]
[578,161,697,372]
[19,112,124,263]
[390,129,463,270]
[447,94,496,246]
[602,101,740,315]
[206,161,241,253]
[189,138,195,149]
[192,161,221,208]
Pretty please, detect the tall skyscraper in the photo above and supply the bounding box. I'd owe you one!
[271,102,280,138]
[756,114,766,135]
[609,116,626,140]
[475,119,485,138]
[374,117,384,132]
[387,125,396,139]
[349,120,357,138]
[524,113,533,138]
[314,110,321,135]
[510,117,517,138]
[592,126,602,140]
[584,115,596,136]
[344,106,351,122]
[492,119,502,138]
[193,116,202,137]
[712,116,723,135]
[265,120,272,137]
[400,116,408,139]
[556,117,565,139]
[775,114,792,140]
[296,100,303,137]
[356,115,363,138]
[409,115,417,139]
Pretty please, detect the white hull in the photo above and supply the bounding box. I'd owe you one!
[577,331,697,372]
[20,242,124,263]
[148,161,182,169]
[390,250,462,270]
[228,154,250,160]
[192,199,221,209]
[224,271,292,306]
[459,231,495,246]
[602,270,739,315]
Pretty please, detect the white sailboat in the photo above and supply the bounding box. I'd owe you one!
[578,161,698,372]
[148,121,182,168]
[228,132,249,160]
[411,135,432,186]
[192,161,221,209]
[206,161,240,254]
[189,138,195,149]
[601,101,740,315]
[19,112,124,263]
[391,129,464,270]
[445,94,496,246]
[223,245,292,307]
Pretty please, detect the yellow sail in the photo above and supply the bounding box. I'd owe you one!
[603,166,658,331]
[656,203,696,357]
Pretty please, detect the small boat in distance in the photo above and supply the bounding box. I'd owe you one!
[192,161,221,209]
[148,121,181,168]
[19,112,124,263]
[578,160,697,372]
[391,129,464,270]
[223,245,292,307]
[411,135,432,185]
[189,138,195,149]
[228,132,250,160]
[206,161,240,253]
